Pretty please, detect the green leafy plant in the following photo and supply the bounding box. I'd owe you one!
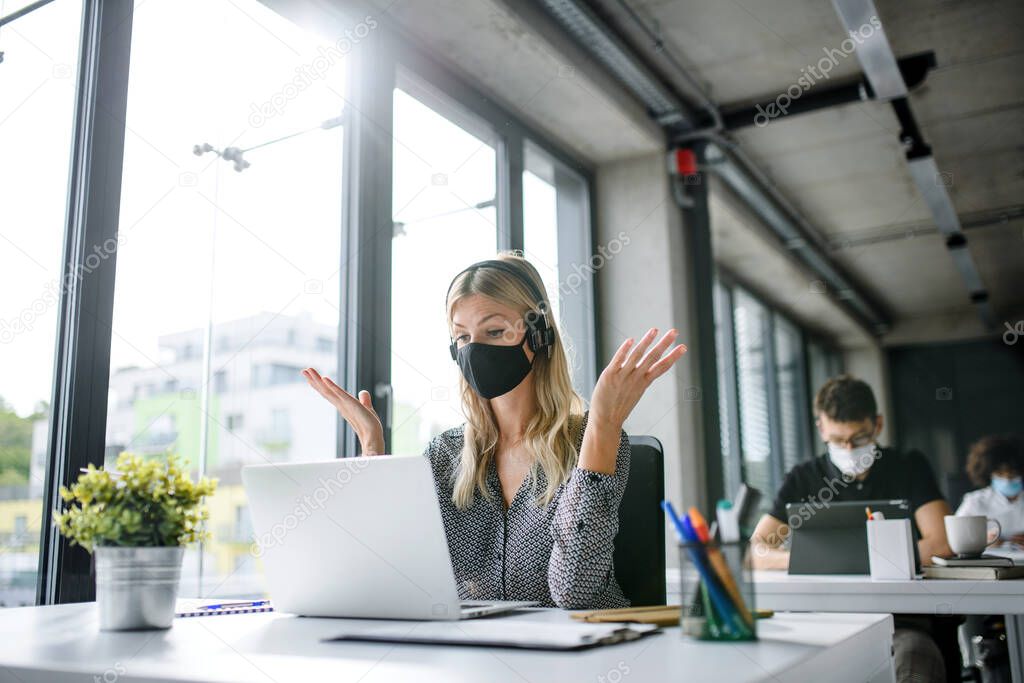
[55,452,217,553]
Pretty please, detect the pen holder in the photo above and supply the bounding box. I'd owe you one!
[679,540,757,641]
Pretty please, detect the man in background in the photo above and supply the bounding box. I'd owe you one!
[751,375,957,683]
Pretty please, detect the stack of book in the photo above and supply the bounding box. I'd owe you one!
[925,555,1024,580]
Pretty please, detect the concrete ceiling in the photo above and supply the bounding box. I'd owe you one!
[613,0,1024,343]
[353,0,1023,346]
[709,184,873,347]
[364,0,662,163]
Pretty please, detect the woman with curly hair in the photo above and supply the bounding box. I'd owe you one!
[957,434,1024,547]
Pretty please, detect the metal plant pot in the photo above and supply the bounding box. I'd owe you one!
[95,546,184,631]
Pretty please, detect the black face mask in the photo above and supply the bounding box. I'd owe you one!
[455,335,534,399]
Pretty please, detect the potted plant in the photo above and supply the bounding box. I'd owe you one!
[55,452,217,631]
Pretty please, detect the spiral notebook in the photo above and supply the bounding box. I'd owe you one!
[175,599,274,618]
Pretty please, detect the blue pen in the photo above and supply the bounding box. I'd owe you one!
[199,600,270,610]
[661,500,689,542]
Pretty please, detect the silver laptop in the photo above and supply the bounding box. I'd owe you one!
[242,455,535,620]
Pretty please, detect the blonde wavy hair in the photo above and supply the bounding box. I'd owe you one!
[447,253,585,509]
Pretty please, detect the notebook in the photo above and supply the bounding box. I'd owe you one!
[175,599,274,618]
[923,566,1024,581]
[931,554,1014,568]
[324,620,660,651]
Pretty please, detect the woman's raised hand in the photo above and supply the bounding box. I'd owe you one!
[302,368,385,455]
[589,328,687,430]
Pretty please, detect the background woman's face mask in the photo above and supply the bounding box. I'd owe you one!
[992,475,1023,498]
[455,334,533,399]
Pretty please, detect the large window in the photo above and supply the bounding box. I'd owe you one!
[715,278,842,501]
[713,282,742,496]
[0,0,84,606]
[732,290,773,496]
[390,83,498,453]
[774,315,811,474]
[388,83,598,454]
[103,0,347,598]
[16,0,597,604]
[522,141,596,394]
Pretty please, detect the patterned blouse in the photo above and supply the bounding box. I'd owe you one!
[422,413,631,609]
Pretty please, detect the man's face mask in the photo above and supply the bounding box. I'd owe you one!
[455,333,534,399]
[827,442,878,478]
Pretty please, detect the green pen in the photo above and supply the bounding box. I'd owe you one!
[699,583,721,639]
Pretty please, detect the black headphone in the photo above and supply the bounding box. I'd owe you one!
[445,259,556,361]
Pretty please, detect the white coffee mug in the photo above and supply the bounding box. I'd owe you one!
[944,515,1001,557]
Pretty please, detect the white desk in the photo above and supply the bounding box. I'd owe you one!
[0,603,894,683]
[668,569,1024,681]
[749,571,1024,615]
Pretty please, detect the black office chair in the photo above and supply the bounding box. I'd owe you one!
[945,472,975,512]
[613,435,666,606]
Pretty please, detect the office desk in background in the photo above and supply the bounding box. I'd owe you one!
[668,565,1024,683]
[0,602,894,683]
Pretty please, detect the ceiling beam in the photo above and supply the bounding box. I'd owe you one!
[719,52,935,131]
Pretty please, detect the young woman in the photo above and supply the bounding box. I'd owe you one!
[302,254,686,609]
[957,434,1024,547]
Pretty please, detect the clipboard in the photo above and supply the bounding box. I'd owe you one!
[324,620,660,651]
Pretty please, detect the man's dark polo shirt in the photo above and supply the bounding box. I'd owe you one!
[766,445,960,666]
[768,446,945,528]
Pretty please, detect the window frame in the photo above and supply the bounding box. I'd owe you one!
[37,0,135,605]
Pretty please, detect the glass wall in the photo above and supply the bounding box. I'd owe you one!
[0,0,84,607]
[102,0,347,598]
